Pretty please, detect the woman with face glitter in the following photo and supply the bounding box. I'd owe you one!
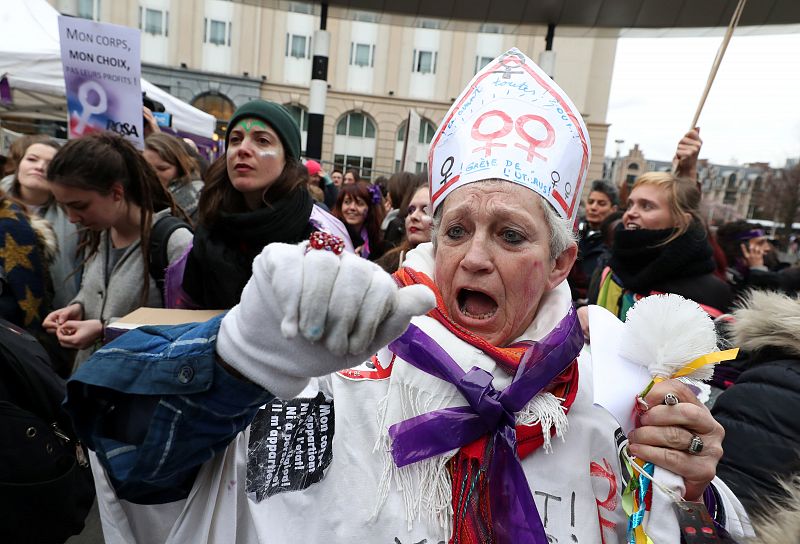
[176,101,353,310]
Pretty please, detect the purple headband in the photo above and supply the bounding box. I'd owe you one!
[735,229,765,241]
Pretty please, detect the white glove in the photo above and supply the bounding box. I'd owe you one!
[216,242,435,399]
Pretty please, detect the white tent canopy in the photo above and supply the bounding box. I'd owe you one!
[0,0,216,138]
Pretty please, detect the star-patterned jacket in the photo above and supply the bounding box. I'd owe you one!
[0,197,49,330]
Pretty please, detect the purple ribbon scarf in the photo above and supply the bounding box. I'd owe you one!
[359,225,371,259]
[387,306,584,544]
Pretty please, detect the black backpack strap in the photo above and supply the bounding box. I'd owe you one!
[0,319,64,426]
[149,214,192,300]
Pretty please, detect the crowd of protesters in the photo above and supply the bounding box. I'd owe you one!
[0,100,437,542]
[0,84,797,543]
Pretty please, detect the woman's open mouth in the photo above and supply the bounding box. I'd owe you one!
[457,288,498,320]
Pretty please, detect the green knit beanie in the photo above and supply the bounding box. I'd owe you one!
[225,100,301,160]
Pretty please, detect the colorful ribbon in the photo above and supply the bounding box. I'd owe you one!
[624,460,655,544]
[387,306,583,544]
[629,349,740,541]
[671,348,739,379]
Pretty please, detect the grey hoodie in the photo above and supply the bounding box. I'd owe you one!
[70,208,192,368]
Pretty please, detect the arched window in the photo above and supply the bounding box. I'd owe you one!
[396,117,436,144]
[191,91,236,136]
[336,112,376,138]
[394,117,436,172]
[285,103,309,154]
[627,162,639,171]
[333,111,377,180]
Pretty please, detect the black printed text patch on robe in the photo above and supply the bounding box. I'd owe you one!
[246,392,334,501]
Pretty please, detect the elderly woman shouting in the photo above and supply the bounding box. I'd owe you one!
[63,50,749,544]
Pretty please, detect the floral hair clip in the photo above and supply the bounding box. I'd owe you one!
[367,184,382,205]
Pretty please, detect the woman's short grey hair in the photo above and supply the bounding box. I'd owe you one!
[431,180,576,260]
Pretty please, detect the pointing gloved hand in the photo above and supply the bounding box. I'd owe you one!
[216,241,435,399]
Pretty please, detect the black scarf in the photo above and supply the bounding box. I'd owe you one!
[183,188,314,309]
[609,221,716,293]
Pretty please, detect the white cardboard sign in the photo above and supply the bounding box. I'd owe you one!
[58,16,143,146]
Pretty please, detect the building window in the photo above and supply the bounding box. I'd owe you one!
[396,118,436,144]
[285,104,308,153]
[336,112,376,139]
[394,160,425,173]
[412,49,437,74]
[334,112,377,180]
[286,104,309,132]
[474,55,494,74]
[286,34,311,59]
[417,19,441,29]
[205,18,231,46]
[479,23,503,34]
[353,11,378,23]
[394,160,426,173]
[140,7,168,36]
[350,43,375,67]
[191,91,236,135]
[78,0,100,20]
[334,155,373,180]
[288,1,313,14]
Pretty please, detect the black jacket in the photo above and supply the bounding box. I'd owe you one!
[570,228,609,302]
[588,222,732,314]
[713,356,800,515]
[711,290,800,515]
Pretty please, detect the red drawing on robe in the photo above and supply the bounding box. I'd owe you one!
[590,458,619,544]
[337,354,394,381]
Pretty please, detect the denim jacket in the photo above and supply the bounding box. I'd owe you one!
[64,315,273,504]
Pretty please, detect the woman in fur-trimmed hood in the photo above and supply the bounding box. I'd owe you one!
[749,475,800,544]
[712,290,800,516]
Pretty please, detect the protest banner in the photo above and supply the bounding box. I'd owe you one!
[57,16,142,146]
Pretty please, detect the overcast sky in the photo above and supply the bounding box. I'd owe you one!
[605,28,800,168]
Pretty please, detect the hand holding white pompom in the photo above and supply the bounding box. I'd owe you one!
[216,239,436,399]
[620,294,734,501]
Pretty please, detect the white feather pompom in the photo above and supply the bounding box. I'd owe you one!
[619,294,718,380]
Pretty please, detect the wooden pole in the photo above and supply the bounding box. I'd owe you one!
[689,0,748,130]
[673,0,748,177]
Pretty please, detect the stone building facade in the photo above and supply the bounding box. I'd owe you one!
[52,0,616,180]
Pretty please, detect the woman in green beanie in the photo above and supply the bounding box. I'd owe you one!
[176,100,353,309]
